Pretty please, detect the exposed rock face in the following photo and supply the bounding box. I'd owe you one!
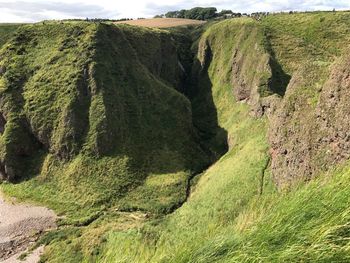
[230,26,273,117]
[229,23,288,118]
[223,19,349,188]
[269,54,350,187]
[316,55,350,164]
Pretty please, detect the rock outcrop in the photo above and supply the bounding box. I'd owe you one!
[269,53,350,187]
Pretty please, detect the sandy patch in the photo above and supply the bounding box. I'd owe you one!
[0,193,56,262]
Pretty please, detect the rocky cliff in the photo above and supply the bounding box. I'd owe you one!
[210,13,350,187]
[0,22,209,213]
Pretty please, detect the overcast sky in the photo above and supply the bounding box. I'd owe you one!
[0,0,349,22]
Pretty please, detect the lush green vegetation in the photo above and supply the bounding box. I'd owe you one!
[164,7,218,20]
[160,7,243,21]
[262,11,350,103]
[0,12,350,262]
[97,14,350,262]
[100,157,350,262]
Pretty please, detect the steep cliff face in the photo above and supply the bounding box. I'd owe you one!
[270,53,350,186]
[188,19,279,159]
[265,12,350,187]
[187,12,350,188]
[316,54,350,165]
[121,26,184,91]
[0,22,209,213]
[229,23,286,118]
[191,19,286,124]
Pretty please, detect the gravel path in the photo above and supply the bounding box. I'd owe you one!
[0,192,57,262]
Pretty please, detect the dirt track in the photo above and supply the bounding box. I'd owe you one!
[0,193,56,262]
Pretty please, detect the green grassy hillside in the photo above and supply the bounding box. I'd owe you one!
[1,12,350,263]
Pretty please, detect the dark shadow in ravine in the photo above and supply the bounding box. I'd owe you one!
[263,28,291,96]
[186,41,229,162]
[268,56,291,96]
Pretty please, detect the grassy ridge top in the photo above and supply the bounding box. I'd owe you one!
[262,11,350,72]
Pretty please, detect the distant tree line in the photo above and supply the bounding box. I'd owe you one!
[155,7,341,21]
[164,7,218,20]
[155,7,245,20]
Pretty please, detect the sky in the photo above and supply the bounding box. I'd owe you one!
[0,0,349,22]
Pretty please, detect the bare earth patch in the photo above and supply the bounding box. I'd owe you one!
[115,18,206,28]
[0,193,57,262]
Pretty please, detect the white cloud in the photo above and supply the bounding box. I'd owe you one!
[0,0,349,22]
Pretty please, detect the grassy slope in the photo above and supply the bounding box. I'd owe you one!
[99,14,350,263]
[0,23,23,48]
[263,12,350,72]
